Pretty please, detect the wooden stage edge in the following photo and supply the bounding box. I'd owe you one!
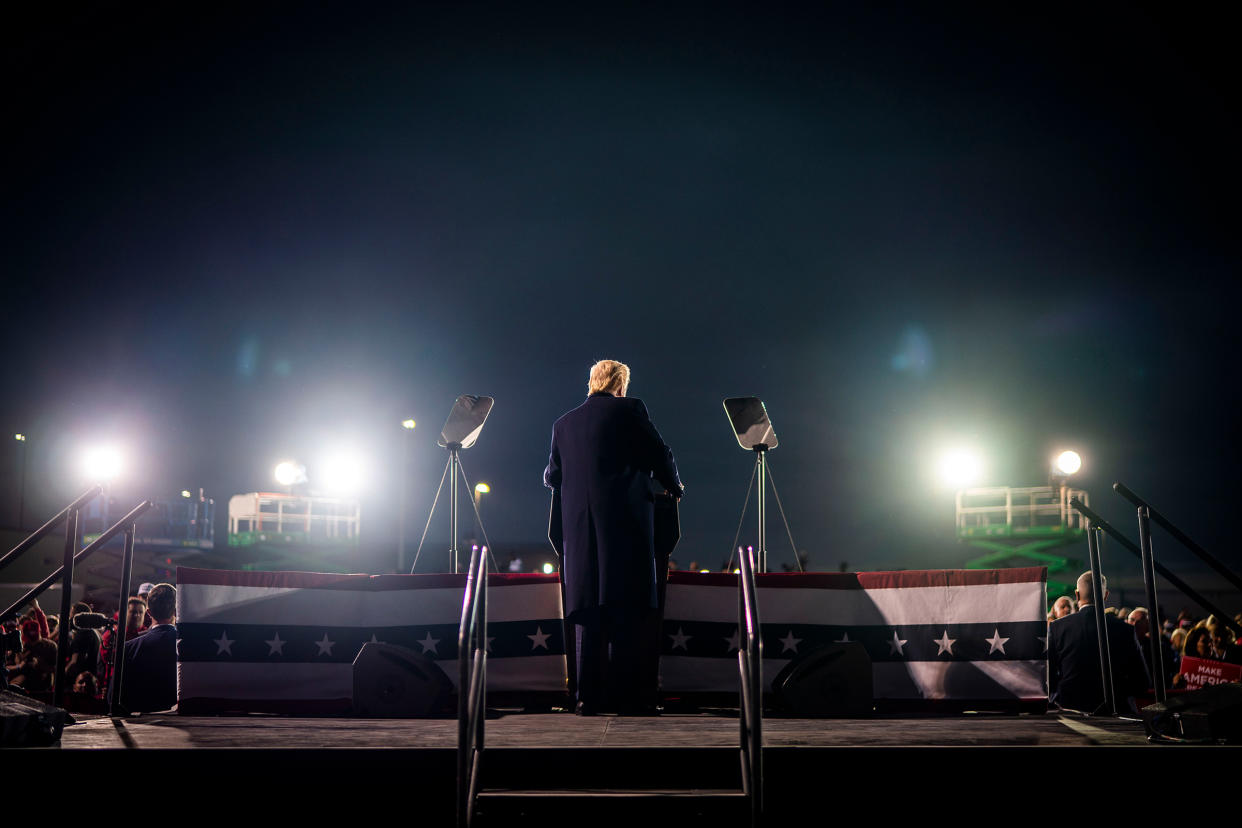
[21,711,1238,821]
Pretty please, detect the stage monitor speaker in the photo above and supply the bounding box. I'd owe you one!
[1141,681,1242,742]
[352,642,453,718]
[1,689,68,746]
[772,642,872,717]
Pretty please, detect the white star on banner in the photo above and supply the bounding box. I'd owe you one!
[417,631,440,655]
[527,627,550,650]
[986,629,1009,655]
[835,632,852,643]
[1037,635,1047,653]
[934,630,956,656]
[723,628,740,653]
[778,630,802,654]
[265,632,285,656]
[669,627,691,651]
[887,630,908,656]
[314,633,336,656]
[214,631,234,656]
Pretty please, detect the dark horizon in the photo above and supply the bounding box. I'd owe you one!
[3,4,1238,582]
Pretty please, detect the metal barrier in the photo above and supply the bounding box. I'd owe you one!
[2,492,152,712]
[737,543,764,825]
[456,543,487,828]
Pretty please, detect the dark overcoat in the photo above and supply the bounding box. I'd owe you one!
[544,393,682,617]
[1048,606,1150,713]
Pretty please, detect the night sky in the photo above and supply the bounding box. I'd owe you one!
[3,4,1238,580]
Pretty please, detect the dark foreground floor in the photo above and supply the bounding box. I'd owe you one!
[21,710,1235,823]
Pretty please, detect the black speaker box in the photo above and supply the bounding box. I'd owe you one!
[772,642,873,716]
[352,642,453,718]
[1,689,69,746]
[1142,681,1242,742]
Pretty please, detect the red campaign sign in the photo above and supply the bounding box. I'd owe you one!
[1178,656,1242,689]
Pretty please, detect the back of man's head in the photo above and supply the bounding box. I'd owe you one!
[1076,571,1108,606]
[146,584,176,625]
[587,359,630,397]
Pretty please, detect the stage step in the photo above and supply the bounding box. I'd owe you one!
[475,789,750,824]
[471,747,749,823]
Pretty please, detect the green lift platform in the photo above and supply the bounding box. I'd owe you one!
[957,485,1088,603]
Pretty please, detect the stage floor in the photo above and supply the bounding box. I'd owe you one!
[33,710,1233,822]
[60,709,1150,750]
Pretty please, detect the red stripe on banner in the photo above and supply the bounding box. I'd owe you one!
[177,567,560,591]
[667,567,1046,590]
[856,567,1046,589]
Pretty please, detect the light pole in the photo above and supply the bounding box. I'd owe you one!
[14,433,27,530]
[397,418,416,572]
[472,482,489,542]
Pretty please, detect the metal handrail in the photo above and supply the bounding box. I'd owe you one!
[456,543,487,828]
[1070,498,1242,640]
[1114,483,1242,595]
[0,487,101,573]
[737,543,763,826]
[3,497,152,710]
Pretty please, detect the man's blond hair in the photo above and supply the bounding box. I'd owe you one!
[587,359,630,396]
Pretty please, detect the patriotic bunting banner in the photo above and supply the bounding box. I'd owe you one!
[176,568,567,714]
[659,567,1048,702]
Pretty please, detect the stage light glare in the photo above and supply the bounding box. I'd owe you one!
[401,418,417,430]
[83,445,123,482]
[542,562,555,574]
[1054,450,1082,476]
[318,453,364,494]
[274,461,305,487]
[937,448,983,488]
[475,482,490,495]
[180,490,192,498]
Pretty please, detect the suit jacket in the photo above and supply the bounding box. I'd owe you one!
[544,393,681,617]
[1048,606,1150,713]
[121,623,178,713]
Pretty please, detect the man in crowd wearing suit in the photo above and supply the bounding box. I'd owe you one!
[1048,571,1150,714]
[121,583,178,713]
[544,359,683,715]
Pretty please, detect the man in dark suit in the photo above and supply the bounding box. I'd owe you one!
[544,359,683,715]
[1048,571,1150,714]
[121,583,178,713]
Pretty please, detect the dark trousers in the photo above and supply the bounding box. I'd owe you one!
[573,606,646,712]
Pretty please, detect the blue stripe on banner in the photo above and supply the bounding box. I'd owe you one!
[178,619,566,664]
[660,620,1049,662]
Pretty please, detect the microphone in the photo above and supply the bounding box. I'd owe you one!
[71,613,115,630]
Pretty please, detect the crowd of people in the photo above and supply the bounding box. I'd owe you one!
[3,581,178,714]
[1047,588,1242,690]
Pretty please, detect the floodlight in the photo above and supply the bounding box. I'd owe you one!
[274,461,306,487]
[83,446,123,482]
[1054,450,1082,476]
[475,482,490,495]
[14,433,25,442]
[318,453,364,494]
[180,490,192,498]
[542,562,555,574]
[938,448,983,488]
[401,418,417,430]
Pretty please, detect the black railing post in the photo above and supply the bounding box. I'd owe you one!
[1114,483,1242,595]
[1086,526,1116,716]
[52,507,80,709]
[107,523,138,717]
[1071,497,1242,641]
[0,486,100,574]
[1136,506,1167,702]
[737,542,763,825]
